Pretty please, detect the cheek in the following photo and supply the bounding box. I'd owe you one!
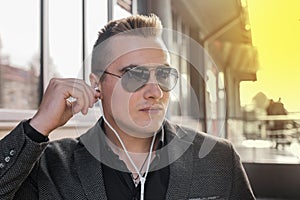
[162,92,170,104]
[128,94,141,112]
[110,81,132,114]
[101,82,113,106]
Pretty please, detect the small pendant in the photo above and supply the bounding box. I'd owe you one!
[134,180,139,187]
[131,174,140,187]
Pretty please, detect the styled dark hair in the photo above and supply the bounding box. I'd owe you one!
[91,14,163,76]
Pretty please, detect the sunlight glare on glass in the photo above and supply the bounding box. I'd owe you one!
[242,139,273,148]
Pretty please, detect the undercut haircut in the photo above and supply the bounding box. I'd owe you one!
[91,14,163,78]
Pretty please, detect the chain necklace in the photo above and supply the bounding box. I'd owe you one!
[131,152,150,187]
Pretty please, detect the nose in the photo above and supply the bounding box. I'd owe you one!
[143,70,163,99]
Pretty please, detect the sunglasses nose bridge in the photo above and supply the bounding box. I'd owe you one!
[146,68,158,84]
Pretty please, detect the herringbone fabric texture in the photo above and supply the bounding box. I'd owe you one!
[0,120,255,200]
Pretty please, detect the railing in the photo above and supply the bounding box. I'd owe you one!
[243,113,300,148]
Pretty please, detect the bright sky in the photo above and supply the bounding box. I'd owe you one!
[240,0,300,112]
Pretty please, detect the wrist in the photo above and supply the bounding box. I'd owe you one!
[29,117,51,137]
[25,120,49,142]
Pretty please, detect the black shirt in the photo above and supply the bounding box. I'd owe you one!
[102,163,169,200]
[24,120,49,143]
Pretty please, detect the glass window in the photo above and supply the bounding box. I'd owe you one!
[230,0,300,165]
[117,0,132,14]
[0,0,40,110]
[114,3,132,20]
[205,59,226,138]
[239,80,300,164]
[84,0,108,80]
[86,0,108,54]
[47,0,82,81]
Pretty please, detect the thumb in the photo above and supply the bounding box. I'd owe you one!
[60,100,76,125]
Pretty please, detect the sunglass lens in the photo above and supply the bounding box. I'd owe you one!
[121,67,150,92]
[156,67,178,91]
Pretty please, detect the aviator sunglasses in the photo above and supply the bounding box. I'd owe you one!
[103,65,179,92]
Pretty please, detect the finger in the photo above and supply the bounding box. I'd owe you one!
[84,82,102,107]
[71,79,94,108]
[71,90,89,115]
[65,99,75,118]
[52,78,97,115]
[65,80,91,114]
[71,97,86,115]
[85,85,97,107]
[74,81,100,108]
[64,85,87,115]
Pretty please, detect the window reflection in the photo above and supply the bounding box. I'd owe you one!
[114,3,131,20]
[85,0,108,80]
[239,86,300,164]
[205,62,226,138]
[0,0,40,110]
[48,0,82,80]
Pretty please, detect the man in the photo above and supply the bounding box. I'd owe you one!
[0,14,255,199]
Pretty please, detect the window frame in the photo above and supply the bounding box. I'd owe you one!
[0,0,112,128]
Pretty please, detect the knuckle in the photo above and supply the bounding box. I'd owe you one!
[49,77,59,84]
[74,78,84,85]
[49,78,62,89]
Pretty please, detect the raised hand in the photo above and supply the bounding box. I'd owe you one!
[29,78,101,136]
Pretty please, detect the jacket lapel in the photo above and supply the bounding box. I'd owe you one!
[74,146,107,200]
[164,122,195,200]
[74,119,108,200]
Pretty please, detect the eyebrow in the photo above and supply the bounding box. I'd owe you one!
[119,63,171,72]
[119,64,138,73]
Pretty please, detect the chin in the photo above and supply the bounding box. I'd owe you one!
[113,117,163,138]
[135,118,164,132]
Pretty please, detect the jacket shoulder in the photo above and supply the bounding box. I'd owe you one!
[167,122,234,163]
[37,137,84,173]
[167,121,233,151]
[42,137,82,159]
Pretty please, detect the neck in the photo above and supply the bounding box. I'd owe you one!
[102,115,161,177]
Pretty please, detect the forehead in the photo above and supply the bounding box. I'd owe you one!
[108,36,170,70]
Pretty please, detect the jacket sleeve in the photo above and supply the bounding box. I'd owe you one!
[229,143,256,199]
[0,121,49,200]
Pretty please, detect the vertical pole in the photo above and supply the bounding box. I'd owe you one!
[82,0,86,80]
[39,0,45,105]
[108,0,114,21]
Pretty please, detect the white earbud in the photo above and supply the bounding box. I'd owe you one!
[95,87,100,93]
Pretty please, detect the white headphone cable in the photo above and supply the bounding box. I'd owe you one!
[102,115,158,200]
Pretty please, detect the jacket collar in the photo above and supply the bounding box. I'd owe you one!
[75,117,196,199]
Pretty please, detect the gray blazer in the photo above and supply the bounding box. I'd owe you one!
[0,119,255,200]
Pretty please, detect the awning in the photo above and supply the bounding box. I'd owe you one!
[172,0,259,80]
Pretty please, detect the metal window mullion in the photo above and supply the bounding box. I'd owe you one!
[42,0,50,93]
[108,0,114,21]
[82,0,86,80]
[132,0,137,14]
[40,0,50,103]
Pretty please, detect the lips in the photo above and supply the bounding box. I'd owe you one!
[139,105,163,113]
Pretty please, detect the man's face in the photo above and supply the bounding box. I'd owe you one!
[100,36,171,138]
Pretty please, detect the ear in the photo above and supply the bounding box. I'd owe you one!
[89,73,103,99]
[89,73,99,87]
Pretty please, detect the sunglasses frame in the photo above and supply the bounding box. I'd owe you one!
[103,65,178,92]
